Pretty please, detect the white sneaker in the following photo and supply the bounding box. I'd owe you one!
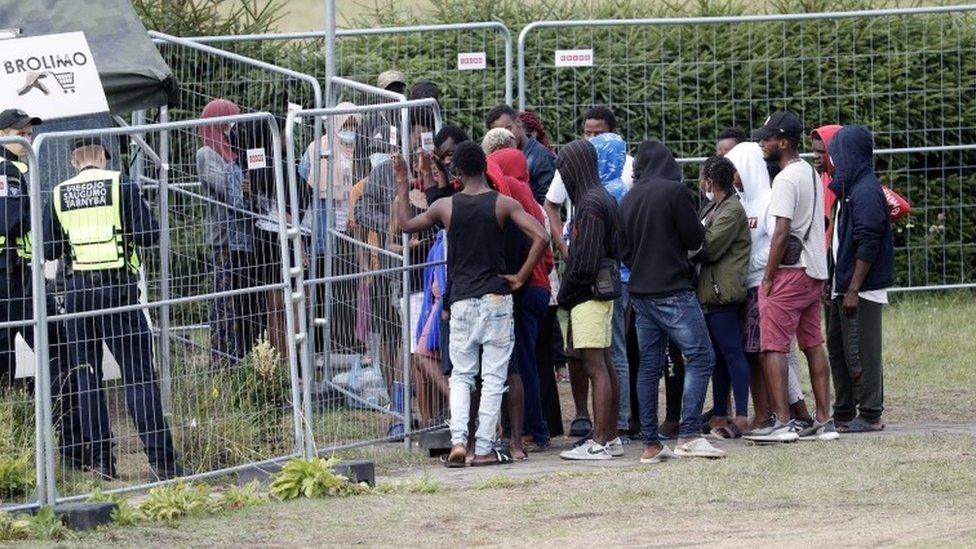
[673,437,727,459]
[798,418,841,441]
[743,415,800,443]
[559,439,612,461]
[640,445,679,464]
[604,437,626,457]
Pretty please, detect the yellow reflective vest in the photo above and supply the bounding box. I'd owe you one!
[0,157,32,259]
[53,168,138,272]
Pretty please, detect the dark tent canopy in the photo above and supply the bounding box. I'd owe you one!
[1,0,177,113]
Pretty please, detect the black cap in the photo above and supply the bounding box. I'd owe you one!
[71,137,111,160]
[0,109,42,131]
[751,111,803,141]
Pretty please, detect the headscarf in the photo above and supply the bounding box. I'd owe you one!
[482,127,516,155]
[632,140,681,184]
[199,99,240,162]
[590,132,627,202]
[518,111,554,152]
[306,101,362,199]
[488,148,530,186]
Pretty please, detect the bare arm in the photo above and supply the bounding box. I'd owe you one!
[762,216,792,295]
[543,199,569,259]
[498,195,547,291]
[393,153,445,234]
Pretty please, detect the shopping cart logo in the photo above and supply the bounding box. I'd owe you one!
[16,70,76,96]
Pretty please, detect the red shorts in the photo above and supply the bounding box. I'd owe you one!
[758,269,825,353]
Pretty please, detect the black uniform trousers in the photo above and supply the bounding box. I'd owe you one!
[61,270,175,467]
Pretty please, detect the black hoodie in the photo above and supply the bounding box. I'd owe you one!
[620,141,704,297]
[556,139,624,310]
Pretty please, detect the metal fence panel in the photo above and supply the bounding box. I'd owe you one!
[184,22,512,138]
[0,136,47,510]
[30,113,303,503]
[519,5,976,290]
[285,97,445,455]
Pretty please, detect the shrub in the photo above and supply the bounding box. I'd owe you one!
[140,483,213,521]
[0,457,34,497]
[269,457,370,500]
[0,388,35,499]
[110,500,145,526]
[215,480,268,511]
[0,512,31,541]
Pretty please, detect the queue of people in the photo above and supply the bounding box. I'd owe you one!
[0,72,898,476]
[394,103,896,465]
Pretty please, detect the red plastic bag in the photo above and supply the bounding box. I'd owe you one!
[882,185,911,223]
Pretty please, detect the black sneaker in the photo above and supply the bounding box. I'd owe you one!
[92,454,118,480]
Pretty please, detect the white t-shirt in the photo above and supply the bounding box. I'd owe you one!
[545,154,634,239]
[831,204,889,304]
[767,159,829,281]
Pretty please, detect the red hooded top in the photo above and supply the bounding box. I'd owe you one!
[811,124,843,249]
[487,150,553,292]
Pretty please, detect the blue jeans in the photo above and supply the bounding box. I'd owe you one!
[514,286,551,443]
[706,310,751,417]
[611,282,631,430]
[448,294,515,455]
[633,290,715,442]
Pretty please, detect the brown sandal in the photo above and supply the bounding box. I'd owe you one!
[443,444,467,468]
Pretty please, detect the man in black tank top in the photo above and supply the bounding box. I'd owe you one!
[395,142,548,467]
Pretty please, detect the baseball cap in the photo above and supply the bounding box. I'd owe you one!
[0,109,42,131]
[71,136,111,160]
[376,70,406,91]
[751,111,803,141]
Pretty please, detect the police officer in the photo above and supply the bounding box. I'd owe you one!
[43,136,183,480]
[0,109,41,387]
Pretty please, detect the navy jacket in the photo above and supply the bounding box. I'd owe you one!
[827,125,894,294]
[523,137,556,204]
[0,147,30,273]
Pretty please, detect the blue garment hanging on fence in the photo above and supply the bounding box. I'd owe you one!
[416,230,447,352]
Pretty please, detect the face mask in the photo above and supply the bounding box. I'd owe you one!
[369,152,390,168]
[705,191,715,202]
[337,130,356,145]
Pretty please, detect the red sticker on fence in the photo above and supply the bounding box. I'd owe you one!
[555,49,594,67]
[457,52,487,71]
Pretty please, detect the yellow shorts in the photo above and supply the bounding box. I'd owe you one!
[569,300,613,349]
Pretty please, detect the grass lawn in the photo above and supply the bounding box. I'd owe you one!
[50,290,976,546]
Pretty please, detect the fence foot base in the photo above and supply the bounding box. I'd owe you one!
[415,428,452,457]
[333,460,375,487]
[235,462,285,486]
[54,502,117,531]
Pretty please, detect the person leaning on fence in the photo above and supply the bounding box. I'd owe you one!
[395,142,548,467]
[42,136,184,480]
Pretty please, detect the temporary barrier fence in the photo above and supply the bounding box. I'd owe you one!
[0,136,49,511]
[25,113,303,504]
[285,97,444,456]
[671,144,976,292]
[518,5,976,152]
[518,5,976,291]
[182,22,512,138]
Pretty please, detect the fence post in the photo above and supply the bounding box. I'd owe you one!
[157,106,173,415]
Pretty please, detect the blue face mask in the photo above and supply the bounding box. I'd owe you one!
[337,130,356,145]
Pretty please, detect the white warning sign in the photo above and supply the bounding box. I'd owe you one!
[554,49,594,68]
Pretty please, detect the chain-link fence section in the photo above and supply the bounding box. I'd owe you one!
[185,22,511,137]
[29,113,303,503]
[286,97,445,455]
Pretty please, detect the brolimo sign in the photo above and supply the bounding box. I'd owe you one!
[1,31,109,120]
